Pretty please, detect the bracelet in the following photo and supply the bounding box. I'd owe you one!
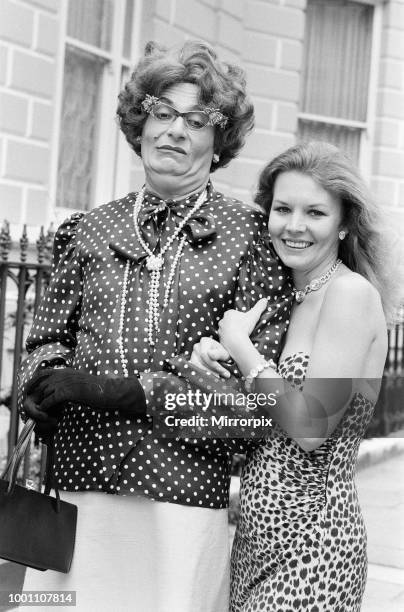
[244,358,277,392]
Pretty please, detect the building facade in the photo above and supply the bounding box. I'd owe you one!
[0,0,403,237]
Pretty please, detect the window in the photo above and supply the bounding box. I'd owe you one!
[298,0,379,166]
[54,0,141,212]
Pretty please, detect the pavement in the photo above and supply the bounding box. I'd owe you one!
[1,434,404,610]
[358,452,404,611]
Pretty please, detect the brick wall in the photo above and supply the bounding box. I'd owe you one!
[372,0,404,228]
[130,0,305,205]
[220,0,305,203]
[0,0,59,233]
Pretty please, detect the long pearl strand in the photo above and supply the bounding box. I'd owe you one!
[129,187,207,347]
[118,259,131,378]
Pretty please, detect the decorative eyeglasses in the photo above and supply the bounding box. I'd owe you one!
[141,94,228,130]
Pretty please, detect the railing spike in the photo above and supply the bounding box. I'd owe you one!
[44,223,55,263]
[0,220,11,262]
[36,225,46,264]
[20,224,28,263]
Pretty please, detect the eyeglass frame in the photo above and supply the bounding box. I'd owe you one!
[141,94,228,130]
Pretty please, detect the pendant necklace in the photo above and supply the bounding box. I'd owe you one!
[117,186,207,376]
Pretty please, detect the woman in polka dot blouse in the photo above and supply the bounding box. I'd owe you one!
[19,41,293,611]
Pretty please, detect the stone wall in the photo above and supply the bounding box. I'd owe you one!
[0,0,60,229]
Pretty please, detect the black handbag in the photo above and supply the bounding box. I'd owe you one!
[0,419,77,573]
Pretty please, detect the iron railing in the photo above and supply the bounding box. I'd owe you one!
[0,221,54,466]
[366,310,404,437]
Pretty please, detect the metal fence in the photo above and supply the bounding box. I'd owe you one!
[366,312,404,438]
[0,222,403,470]
[0,221,54,464]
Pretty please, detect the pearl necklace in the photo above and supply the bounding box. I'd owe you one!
[117,187,207,375]
[294,259,342,303]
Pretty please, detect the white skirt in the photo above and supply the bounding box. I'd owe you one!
[22,492,230,612]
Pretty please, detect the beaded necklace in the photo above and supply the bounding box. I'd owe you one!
[117,187,207,376]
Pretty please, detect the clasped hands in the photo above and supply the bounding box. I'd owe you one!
[190,298,268,377]
[23,368,147,435]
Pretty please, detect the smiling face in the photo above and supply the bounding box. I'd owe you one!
[141,82,215,199]
[268,171,346,284]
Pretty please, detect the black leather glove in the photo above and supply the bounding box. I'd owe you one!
[25,368,147,418]
[23,375,60,444]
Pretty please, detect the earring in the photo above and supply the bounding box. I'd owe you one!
[213,153,220,163]
[338,230,346,240]
[135,136,142,143]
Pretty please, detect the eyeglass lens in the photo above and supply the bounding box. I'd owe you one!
[151,103,209,130]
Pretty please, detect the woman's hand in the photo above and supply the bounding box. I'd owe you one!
[190,337,231,379]
[218,298,268,358]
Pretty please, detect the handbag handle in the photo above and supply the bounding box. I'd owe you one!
[1,420,61,509]
[1,420,35,488]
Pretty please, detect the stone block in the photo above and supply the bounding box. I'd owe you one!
[0,183,23,223]
[10,50,55,98]
[226,158,263,190]
[0,91,28,136]
[399,182,404,207]
[221,0,244,19]
[30,101,53,141]
[374,119,400,148]
[28,0,58,12]
[399,122,404,149]
[36,13,59,57]
[280,40,303,71]
[284,0,306,8]
[218,12,243,52]
[379,59,404,90]
[385,1,404,29]
[373,149,404,179]
[214,45,240,65]
[377,90,404,120]
[173,0,216,41]
[370,177,397,207]
[243,130,294,161]
[0,0,34,47]
[246,2,305,40]
[5,140,50,184]
[26,188,48,225]
[382,28,404,61]
[151,18,186,49]
[253,98,274,129]
[276,103,298,133]
[247,64,300,101]
[155,0,173,22]
[0,45,7,85]
[243,31,277,66]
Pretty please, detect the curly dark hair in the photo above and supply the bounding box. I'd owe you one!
[116,40,254,172]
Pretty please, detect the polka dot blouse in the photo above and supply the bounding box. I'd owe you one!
[18,183,293,508]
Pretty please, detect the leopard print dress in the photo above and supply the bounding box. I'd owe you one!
[230,353,374,612]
